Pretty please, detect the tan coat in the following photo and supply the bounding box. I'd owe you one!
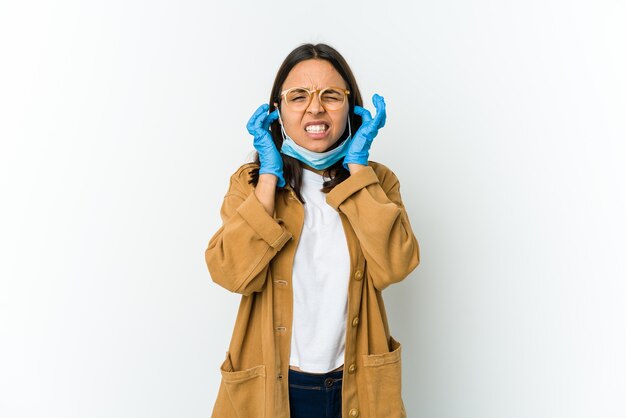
[205,161,420,418]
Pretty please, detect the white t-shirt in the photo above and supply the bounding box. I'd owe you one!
[289,168,351,373]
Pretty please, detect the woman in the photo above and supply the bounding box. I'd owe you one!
[205,43,420,418]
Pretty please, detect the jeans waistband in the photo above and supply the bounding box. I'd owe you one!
[288,367,344,386]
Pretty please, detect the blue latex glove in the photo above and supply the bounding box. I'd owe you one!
[246,104,285,187]
[343,94,387,170]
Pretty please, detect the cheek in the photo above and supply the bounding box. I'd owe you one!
[283,115,304,137]
[286,118,301,133]
[334,113,349,133]
[283,112,300,128]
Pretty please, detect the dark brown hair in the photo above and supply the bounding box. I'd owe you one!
[248,43,364,203]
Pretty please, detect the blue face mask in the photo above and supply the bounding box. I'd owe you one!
[277,109,352,170]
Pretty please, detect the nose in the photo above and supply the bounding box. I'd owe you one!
[306,92,325,114]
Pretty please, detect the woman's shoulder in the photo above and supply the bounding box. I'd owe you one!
[367,160,401,184]
[231,161,260,179]
[226,162,260,195]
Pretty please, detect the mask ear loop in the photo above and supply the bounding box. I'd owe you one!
[276,107,283,125]
[276,108,289,143]
[347,115,352,139]
[336,114,352,144]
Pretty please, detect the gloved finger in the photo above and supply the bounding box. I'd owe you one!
[353,105,372,124]
[247,103,270,134]
[372,94,386,128]
[261,109,279,131]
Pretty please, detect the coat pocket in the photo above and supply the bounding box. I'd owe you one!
[361,336,407,418]
[217,351,266,418]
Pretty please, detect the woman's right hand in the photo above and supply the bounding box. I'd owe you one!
[246,104,285,187]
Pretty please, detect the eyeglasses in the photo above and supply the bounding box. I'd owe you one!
[279,86,350,111]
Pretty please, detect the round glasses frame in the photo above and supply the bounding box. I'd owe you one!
[279,86,351,111]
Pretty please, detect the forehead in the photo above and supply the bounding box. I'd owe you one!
[283,59,347,89]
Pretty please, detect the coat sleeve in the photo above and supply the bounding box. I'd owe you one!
[205,165,293,295]
[325,163,420,291]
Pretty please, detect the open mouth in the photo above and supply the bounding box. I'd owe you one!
[304,124,330,138]
[304,124,329,133]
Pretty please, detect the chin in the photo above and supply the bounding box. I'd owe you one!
[299,138,340,153]
[308,143,333,152]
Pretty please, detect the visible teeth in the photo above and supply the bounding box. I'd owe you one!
[305,124,328,133]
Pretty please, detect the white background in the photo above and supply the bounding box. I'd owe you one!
[1,1,625,417]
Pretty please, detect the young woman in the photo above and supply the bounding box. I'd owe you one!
[205,43,420,418]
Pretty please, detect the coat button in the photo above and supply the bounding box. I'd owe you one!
[352,317,359,327]
[354,270,362,280]
[349,408,359,417]
[348,363,356,373]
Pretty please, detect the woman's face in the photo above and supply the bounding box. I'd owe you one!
[274,59,349,153]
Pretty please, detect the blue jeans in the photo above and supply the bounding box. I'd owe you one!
[288,367,343,418]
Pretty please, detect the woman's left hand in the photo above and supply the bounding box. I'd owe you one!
[343,93,386,169]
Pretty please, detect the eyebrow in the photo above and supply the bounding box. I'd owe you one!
[282,85,347,90]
